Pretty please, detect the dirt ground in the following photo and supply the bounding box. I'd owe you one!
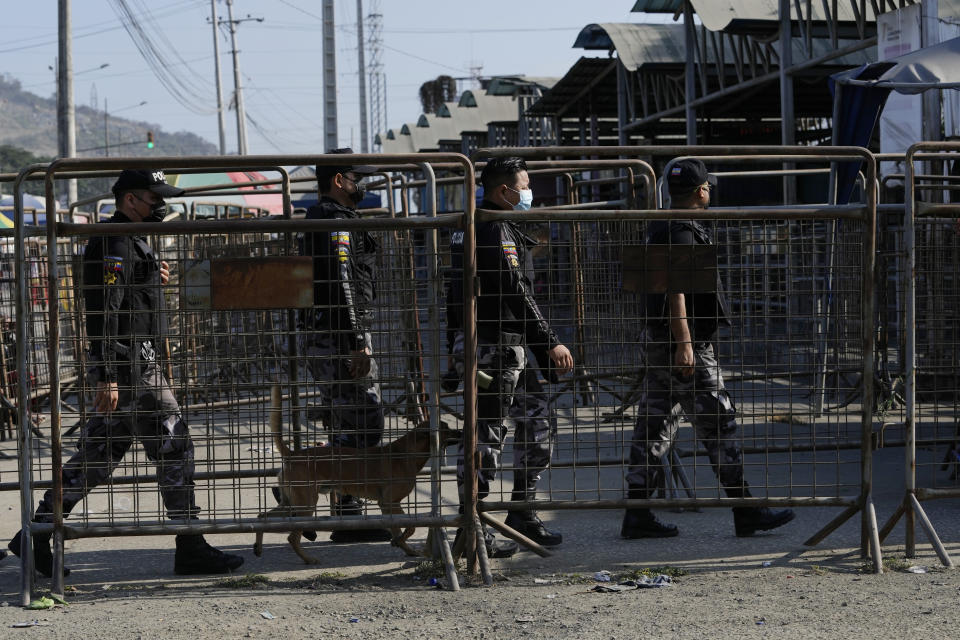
[1,462,959,640]
[2,420,959,638]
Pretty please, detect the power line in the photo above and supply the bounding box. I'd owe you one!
[0,0,206,54]
[108,0,218,115]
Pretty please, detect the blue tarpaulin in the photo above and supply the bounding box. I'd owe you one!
[830,36,960,204]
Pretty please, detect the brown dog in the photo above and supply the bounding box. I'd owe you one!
[254,385,459,564]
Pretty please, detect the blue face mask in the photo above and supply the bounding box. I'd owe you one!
[507,186,533,211]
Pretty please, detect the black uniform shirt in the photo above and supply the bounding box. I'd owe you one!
[642,219,731,341]
[82,211,164,383]
[475,201,559,349]
[300,196,379,350]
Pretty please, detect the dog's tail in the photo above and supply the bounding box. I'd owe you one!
[270,384,291,457]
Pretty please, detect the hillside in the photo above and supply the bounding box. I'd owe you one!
[0,73,217,159]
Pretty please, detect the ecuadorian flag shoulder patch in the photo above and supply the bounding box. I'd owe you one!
[501,241,519,268]
[331,231,350,263]
[103,255,123,285]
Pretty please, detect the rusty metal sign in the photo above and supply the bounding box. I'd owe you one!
[182,257,313,310]
[621,244,718,293]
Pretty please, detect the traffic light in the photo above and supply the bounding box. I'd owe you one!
[146,131,154,149]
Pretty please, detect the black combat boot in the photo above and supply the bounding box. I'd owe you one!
[621,487,678,538]
[620,508,679,538]
[733,507,796,537]
[452,524,519,558]
[329,495,392,543]
[8,529,70,578]
[452,503,518,558]
[724,483,796,537]
[173,534,244,575]
[504,488,562,546]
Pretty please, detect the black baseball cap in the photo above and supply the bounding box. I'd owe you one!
[666,158,717,196]
[315,148,377,179]
[111,169,185,198]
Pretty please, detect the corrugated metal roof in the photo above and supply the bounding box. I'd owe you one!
[574,23,687,72]
[415,113,460,141]
[575,22,870,72]
[485,76,559,95]
[632,0,881,35]
[457,91,521,124]
[375,129,415,154]
[630,0,681,12]
[526,57,618,116]
[397,122,439,152]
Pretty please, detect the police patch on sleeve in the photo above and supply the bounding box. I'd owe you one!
[331,231,351,263]
[501,241,519,268]
[103,255,123,285]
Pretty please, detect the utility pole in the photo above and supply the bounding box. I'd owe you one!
[356,0,368,153]
[104,98,109,157]
[322,0,338,150]
[224,0,255,155]
[58,0,77,204]
[367,2,386,150]
[210,0,227,154]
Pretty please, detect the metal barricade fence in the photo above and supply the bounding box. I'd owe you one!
[7,147,887,601]
[11,154,473,603]
[879,142,960,568]
[470,146,881,575]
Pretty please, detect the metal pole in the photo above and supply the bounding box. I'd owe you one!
[225,0,248,155]
[13,165,49,606]
[779,0,796,204]
[104,97,109,158]
[356,0,369,153]
[904,144,917,557]
[322,0,338,150]
[43,173,65,597]
[211,0,227,155]
[58,0,77,203]
[683,0,696,144]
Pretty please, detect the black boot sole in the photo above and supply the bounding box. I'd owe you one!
[8,533,71,578]
[621,527,679,539]
[174,556,244,575]
[735,510,796,537]
[504,524,563,547]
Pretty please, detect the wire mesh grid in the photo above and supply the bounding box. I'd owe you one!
[23,216,457,548]
[913,213,960,491]
[470,212,868,510]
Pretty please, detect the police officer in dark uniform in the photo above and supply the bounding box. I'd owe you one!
[452,157,573,557]
[300,148,390,543]
[621,158,795,538]
[7,169,244,576]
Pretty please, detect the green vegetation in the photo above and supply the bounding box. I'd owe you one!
[215,573,270,589]
[621,566,688,580]
[414,559,464,579]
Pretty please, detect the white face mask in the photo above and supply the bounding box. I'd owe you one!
[506,186,533,211]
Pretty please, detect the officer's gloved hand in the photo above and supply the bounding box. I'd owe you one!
[441,368,462,393]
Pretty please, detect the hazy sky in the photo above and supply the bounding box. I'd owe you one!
[0,0,672,155]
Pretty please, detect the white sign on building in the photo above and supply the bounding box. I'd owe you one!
[877,4,923,177]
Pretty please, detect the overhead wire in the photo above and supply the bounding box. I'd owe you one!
[108,0,218,115]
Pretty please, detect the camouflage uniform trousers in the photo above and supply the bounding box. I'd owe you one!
[303,332,384,449]
[36,360,198,522]
[453,333,557,501]
[626,330,746,495]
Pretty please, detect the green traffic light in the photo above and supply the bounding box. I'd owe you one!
[147,141,154,149]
